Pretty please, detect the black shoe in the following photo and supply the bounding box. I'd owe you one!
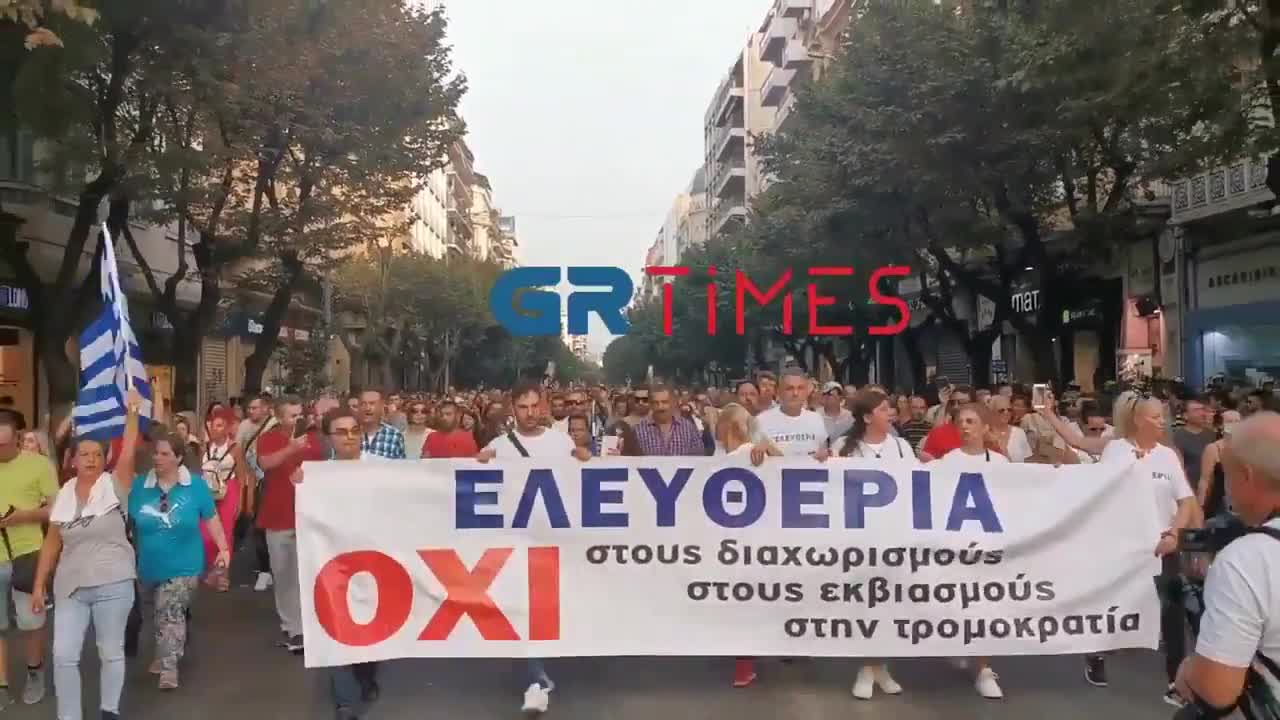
[1163,685,1187,708]
[335,708,361,720]
[102,711,120,720]
[287,635,304,655]
[1084,655,1107,687]
[360,680,380,704]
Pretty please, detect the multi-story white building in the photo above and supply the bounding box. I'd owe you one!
[493,214,519,267]
[678,167,709,257]
[760,0,854,137]
[470,173,498,262]
[408,166,450,258]
[704,36,775,240]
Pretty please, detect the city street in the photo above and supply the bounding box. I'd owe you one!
[6,584,1180,720]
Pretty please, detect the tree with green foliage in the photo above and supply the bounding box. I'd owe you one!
[751,0,1235,383]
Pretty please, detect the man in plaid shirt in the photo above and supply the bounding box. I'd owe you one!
[357,389,406,459]
[633,385,706,457]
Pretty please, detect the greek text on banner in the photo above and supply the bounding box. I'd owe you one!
[296,457,1161,668]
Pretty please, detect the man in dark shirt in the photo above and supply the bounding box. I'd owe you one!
[1173,395,1215,493]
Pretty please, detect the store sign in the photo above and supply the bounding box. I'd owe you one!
[1197,242,1280,309]
[1062,304,1103,327]
[1011,288,1041,315]
[0,285,29,311]
[1205,265,1278,289]
[226,312,308,341]
[977,296,997,330]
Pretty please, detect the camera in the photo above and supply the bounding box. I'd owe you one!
[1179,514,1249,554]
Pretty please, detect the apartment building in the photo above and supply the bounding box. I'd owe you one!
[704,36,775,240]
[493,214,519,268]
[761,0,855,136]
[408,167,450,257]
[445,138,477,257]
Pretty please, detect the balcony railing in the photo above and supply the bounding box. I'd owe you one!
[713,205,748,237]
[712,124,746,163]
[760,15,798,65]
[762,64,795,107]
[713,165,747,200]
[776,0,811,18]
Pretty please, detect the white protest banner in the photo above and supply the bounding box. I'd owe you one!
[296,457,1161,668]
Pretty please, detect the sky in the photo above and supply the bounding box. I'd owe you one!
[443,0,771,355]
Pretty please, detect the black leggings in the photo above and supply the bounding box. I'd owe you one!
[1157,562,1187,684]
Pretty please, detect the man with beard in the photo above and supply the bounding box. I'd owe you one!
[476,382,588,714]
[421,400,478,458]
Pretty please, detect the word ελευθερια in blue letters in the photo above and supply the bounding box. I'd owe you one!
[453,467,1002,534]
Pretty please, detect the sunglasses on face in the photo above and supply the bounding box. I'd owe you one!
[330,428,360,439]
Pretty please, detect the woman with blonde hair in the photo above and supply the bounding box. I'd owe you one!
[934,402,1007,699]
[32,391,142,720]
[716,403,778,689]
[1041,391,1197,698]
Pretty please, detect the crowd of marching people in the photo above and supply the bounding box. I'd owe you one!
[0,370,1277,719]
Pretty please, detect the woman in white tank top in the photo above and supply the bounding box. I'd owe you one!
[199,409,251,591]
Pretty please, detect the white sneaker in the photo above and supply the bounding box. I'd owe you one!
[521,683,550,714]
[852,666,875,700]
[975,667,1003,699]
[874,665,902,695]
[254,572,273,591]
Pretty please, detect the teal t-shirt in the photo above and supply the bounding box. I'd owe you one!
[128,471,216,584]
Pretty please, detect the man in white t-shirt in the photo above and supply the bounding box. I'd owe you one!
[755,369,829,459]
[476,382,587,715]
[1177,412,1280,714]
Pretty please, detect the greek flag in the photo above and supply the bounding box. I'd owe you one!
[72,224,152,439]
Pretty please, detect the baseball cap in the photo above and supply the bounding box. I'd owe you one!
[822,381,842,395]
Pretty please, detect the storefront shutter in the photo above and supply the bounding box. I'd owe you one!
[200,338,228,410]
[937,333,971,384]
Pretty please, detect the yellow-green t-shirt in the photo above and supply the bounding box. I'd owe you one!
[0,452,58,560]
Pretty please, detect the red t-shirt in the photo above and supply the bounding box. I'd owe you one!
[256,428,326,531]
[922,423,962,459]
[422,429,479,459]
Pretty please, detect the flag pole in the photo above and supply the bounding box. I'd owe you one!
[100,222,133,393]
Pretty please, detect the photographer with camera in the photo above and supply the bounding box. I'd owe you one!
[1175,411,1280,719]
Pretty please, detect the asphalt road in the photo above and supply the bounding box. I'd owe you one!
[3,584,1182,720]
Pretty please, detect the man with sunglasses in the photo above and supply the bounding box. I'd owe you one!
[307,407,384,720]
[624,390,651,426]
[255,396,326,656]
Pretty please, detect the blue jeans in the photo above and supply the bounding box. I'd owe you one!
[53,579,135,720]
[330,662,379,713]
[528,658,552,689]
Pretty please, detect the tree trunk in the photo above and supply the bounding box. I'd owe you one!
[243,254,304,394]
[36,185,111,403]
[901,323,929,391]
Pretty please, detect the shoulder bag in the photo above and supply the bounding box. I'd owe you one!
[0,505,42,594]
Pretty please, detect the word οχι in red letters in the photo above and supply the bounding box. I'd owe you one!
[313,546,561,646]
